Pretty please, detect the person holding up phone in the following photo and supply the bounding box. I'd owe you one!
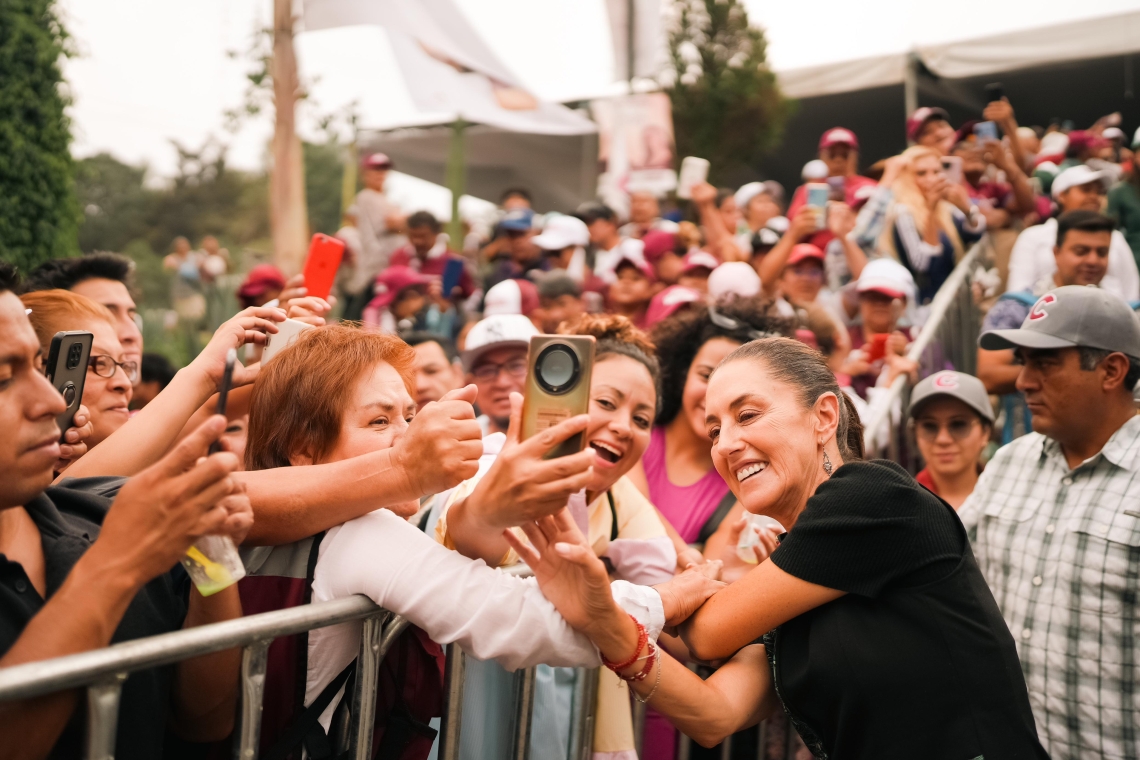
[0,263,253,759]
[838,259,919,401]
[388,210,476,300]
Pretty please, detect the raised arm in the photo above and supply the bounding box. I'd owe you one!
[758,207,818,295]
[239,386,484,545]
[61,307,285,480]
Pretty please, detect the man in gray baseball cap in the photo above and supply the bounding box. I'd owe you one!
[960,283,1140,757]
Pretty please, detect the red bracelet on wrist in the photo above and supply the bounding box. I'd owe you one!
[626,640,658,682]
[601,614,648,673]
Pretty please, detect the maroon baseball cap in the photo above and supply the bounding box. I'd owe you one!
[641,230,678,263]
[615,254,657,282]
[361,152,394,170]
[237,264,286,305]
[645,285,702,328]
[819,127,859,151]
[1066,130,1109,154]
[371,266,431,309]
[786,243,825,267]
[907,107,951,143]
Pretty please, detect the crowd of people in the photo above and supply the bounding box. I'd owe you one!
[2,93,1140,760]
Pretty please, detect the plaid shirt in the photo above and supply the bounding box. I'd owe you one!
[959,414,1140,760]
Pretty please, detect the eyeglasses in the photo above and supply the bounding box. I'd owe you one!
[915,417,979,442]
[471,358,528,382]
[88,355,139,383]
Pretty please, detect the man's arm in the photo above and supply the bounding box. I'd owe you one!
[977,348,1021,395]
[0,418,245,760]
[240,387,484,546]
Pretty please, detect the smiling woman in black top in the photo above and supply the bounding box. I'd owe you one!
[508,337,1049,759]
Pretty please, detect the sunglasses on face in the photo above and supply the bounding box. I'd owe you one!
[471,358,528,382]
[915,417,978,442]
[88,354,139,383]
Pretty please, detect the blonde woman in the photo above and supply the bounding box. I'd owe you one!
[853,145,985,304]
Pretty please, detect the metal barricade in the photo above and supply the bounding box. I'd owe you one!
[862,240,988,458]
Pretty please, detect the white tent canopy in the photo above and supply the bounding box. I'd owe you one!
[777,9,1140,99]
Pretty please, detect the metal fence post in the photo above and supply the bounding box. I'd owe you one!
[234,639,271,760]
[85,672,127,760]
[631,697,647,757]
[349,615,383,760]
[510,666,537,760]
[567,667,599,760]
[437,643,466,760]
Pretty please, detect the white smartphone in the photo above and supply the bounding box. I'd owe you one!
[677,156,710,199]
[261,318,316,364]
[941,156,963,185]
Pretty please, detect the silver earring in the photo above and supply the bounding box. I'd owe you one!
[822,451,833,476]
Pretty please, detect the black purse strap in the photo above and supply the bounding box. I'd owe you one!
[264,658,357,760]
[606,490,619,542]
[696,490,738,546]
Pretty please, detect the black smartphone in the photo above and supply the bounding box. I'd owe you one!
[983,82,1004,103]
[441,258,465,300]
[45,331,93,441]
[207,348,237,455]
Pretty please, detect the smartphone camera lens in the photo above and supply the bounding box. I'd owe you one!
[61,381,75,406]
[535,344,580,395]
[66,343,83,370]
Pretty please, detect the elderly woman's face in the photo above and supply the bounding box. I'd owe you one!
[705,359,828,527]
[307,359,418,516]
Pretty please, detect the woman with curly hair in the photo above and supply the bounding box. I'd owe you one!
[629,297,793,564]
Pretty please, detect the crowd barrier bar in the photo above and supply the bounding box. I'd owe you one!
[862,240,987,454]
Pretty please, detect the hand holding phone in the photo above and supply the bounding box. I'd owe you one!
[46,331,93,441]
[521,336,596,459]
[301,234,346,301]
[804,183,830,230]
[207,349,236,456]
[677,157,710,200]
[261,318,316,364]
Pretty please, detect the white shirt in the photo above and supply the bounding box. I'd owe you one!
[305,504,664,730]
[1005,218,1140,302]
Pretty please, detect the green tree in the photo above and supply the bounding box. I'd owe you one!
[304,140,346,236]
[663,0,791,187]
[0,0,78,269]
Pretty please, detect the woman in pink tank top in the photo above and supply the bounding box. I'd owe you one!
[633,297,794,760]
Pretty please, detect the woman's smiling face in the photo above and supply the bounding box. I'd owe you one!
[585,354,656,495]
[704,357,834,528]
[680,337,741,442]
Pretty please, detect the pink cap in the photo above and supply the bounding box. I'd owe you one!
[1066,130,1109,154]
[819,127,859,151]
[483,277,540,317]
[361,152,393,170]
[641,230,677,263]
[787,243,825,266]
[645,285,702,328]
[680,250,720,275]
[906,107,950,143]
[371,266,431,309]
[614,255,656,282]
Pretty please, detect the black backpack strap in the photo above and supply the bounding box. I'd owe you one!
[606,490,619,542]
[265,658,356,760]
[696,490,737,547]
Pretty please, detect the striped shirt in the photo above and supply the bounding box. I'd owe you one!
[958,414,1140,760]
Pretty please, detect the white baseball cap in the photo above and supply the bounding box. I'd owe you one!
[856,258,916,302]
[1051,164,1110,199]
[532,214,589,251]
[483,278,539,317]
[462,314,539,371]
[708,261,762,299]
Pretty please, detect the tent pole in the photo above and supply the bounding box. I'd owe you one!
[445,118,468,248]
[627,0,636,84]
[904,52,919,141]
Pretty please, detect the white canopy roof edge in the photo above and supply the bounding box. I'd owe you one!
[777,9,1140,100]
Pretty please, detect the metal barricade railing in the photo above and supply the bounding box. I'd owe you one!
[862,240,988,458]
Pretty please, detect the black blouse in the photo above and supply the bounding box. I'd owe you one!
[766,460,1048,760]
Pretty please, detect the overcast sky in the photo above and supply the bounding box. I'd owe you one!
[59,0,1140,181]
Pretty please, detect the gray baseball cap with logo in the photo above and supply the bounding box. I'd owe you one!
[908,370,995,423]
[979,284,1140,358]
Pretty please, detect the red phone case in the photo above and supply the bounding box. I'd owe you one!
[867,334,889,363]
[302,234,346,301]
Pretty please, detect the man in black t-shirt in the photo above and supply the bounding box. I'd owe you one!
[0,263,252,759]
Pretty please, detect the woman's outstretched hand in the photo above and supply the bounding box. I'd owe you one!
[504,509,619,635]
[655,563,726,628]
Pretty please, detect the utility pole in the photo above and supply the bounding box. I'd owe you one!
[271,0,309,274]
